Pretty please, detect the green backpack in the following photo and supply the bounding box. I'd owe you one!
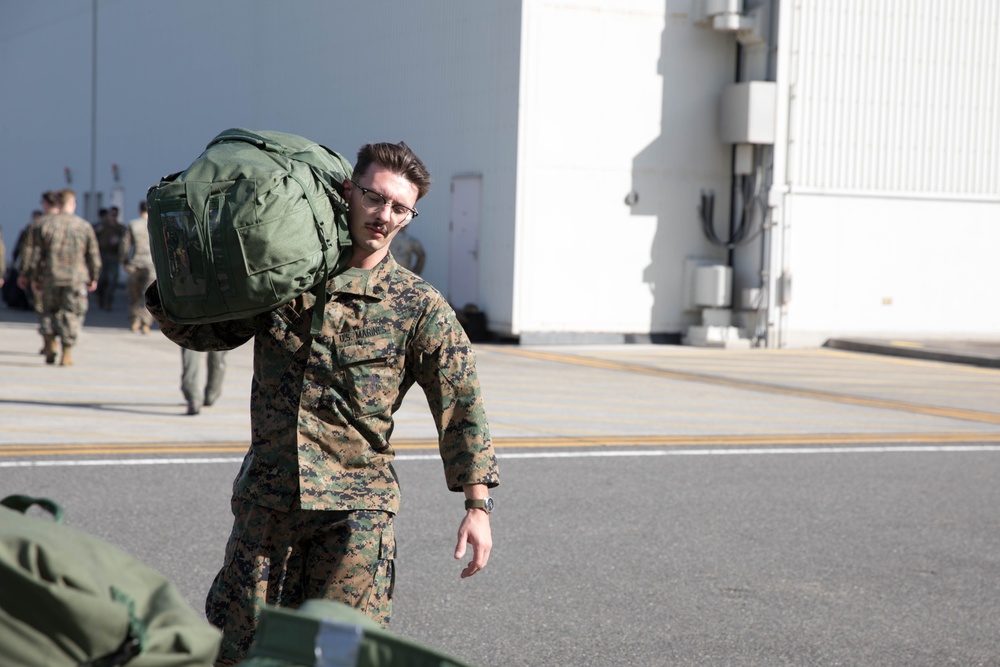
[147,128,353,333]
[237,600,478,667]
[0,495,222,667]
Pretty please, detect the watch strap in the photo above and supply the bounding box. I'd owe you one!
[465,498,492,513]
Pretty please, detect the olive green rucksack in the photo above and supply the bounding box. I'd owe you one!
[237,600,478,667]
[147,128,353,333]
[0,495,222,667]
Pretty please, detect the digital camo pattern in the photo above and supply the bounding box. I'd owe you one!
[15,214,47,277]
[121,218,154,269]
[23,213,101,287]
[206,501,394,666]
[37,286,90,345]
[147,251,500,514]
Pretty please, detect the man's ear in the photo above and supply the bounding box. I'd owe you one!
[342,177,353,197]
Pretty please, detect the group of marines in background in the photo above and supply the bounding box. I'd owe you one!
[0,189,154,366]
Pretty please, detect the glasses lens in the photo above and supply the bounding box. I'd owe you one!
[361,190,386,210]
[390,204,412,220]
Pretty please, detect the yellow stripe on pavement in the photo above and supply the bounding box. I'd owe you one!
[4,432,1000,457]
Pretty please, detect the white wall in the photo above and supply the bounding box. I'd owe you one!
[512,0,735,341]
[779,0,1000,346]
[785,194,1000,345]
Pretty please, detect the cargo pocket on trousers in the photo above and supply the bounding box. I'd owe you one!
[364,519,395,627]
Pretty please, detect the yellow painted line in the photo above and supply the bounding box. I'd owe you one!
[0,442,253,457]
[890,340,926,348]
[492,347,1000,425]
[4,432,1000,458]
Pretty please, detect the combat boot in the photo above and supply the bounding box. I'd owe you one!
[42,336,58,365]
[59,344,74,367]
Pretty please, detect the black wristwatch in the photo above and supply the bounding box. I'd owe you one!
[465,497,494,514]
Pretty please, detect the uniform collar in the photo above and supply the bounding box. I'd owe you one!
[330,252,398,300]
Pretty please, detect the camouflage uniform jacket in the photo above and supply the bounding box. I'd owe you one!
[121,217,154,270]
[24,213,101,287]
[146,252,499,513]
[15,215,49,277]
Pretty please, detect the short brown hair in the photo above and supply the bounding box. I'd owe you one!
[56,188,76,208]
[353,142,431,200]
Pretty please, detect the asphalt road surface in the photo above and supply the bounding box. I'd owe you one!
[4,441,1000,667]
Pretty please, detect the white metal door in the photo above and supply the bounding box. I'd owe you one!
[448,174,482,308]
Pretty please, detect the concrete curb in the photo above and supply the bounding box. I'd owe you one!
[825,338,1000,369]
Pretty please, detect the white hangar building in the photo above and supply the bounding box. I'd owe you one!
[2,0,997,347]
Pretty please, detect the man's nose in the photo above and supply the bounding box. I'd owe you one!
[374,203,393,223]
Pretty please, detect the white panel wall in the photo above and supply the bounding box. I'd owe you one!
[790,0,1000,196]
[513,0,735,340]
[780,0,1000,344]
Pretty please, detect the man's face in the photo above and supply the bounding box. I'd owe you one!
[343,166,418,266]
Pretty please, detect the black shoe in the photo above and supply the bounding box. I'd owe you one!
[186,402,201,416]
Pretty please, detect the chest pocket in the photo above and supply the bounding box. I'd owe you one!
[335,335,400,417]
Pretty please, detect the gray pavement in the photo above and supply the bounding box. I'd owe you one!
[3,296,1000,667]
[2,297,999,448]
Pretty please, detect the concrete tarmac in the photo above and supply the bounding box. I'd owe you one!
[3,296,1000,667]
[2,297,999,451]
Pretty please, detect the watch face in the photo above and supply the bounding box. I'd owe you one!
[485,497,495,513]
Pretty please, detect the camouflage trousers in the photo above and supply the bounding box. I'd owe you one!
[126,266,154,327]
[205,500,395,666]
[37,285,89,346]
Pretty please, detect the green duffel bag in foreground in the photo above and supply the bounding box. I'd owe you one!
[0,495,222,667]
[238,600,478,667]
[147,128,353,332]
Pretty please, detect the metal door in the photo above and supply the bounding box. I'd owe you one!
[448,174,482,308]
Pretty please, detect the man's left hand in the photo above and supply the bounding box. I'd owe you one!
[454,507,492,578]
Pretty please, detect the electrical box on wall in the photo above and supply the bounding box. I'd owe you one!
[720,81,777,144]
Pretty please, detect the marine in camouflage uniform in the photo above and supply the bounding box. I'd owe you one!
[120,202,155,333]
[22,190,101,366]
[17,191,61,318]
[146,142,499,666]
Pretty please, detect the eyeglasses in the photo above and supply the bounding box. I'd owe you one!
[350,180,418,223]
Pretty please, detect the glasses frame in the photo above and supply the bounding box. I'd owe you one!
[349,179,419,222]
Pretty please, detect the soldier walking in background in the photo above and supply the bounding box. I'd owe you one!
[19,189,101,366]
[93,206,125,311]
[17,192,61,318]
[121,201,155,333]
